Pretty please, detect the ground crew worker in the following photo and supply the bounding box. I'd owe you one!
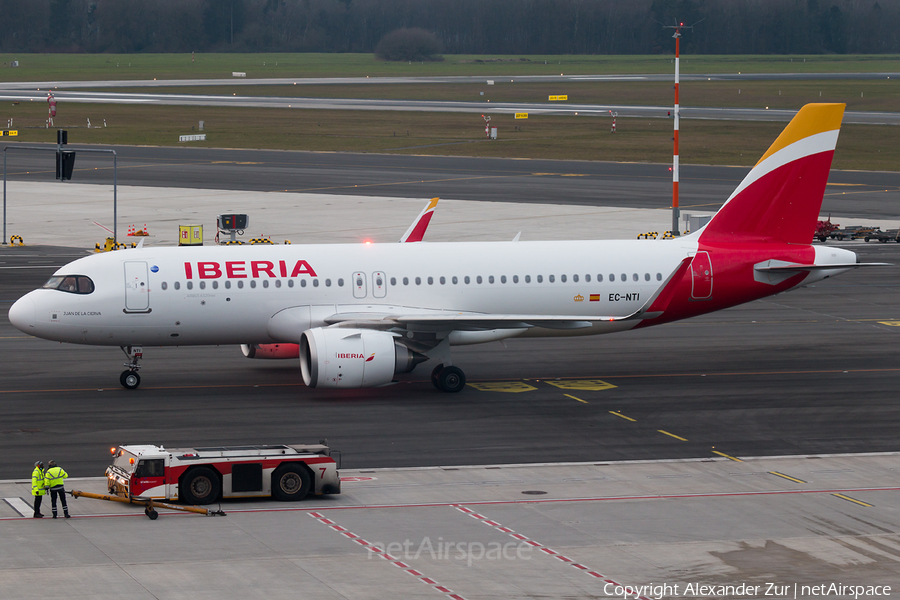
[44,460,70,518]
[31,461,46,518]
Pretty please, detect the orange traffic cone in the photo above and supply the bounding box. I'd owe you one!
[142,224,148,235]
[127,224,135,236]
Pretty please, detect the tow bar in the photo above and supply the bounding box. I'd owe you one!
[70,490,227,520]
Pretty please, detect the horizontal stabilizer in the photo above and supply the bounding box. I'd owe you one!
[755,262,890,272]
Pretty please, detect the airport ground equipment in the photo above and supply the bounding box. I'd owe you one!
[831,225,877,240]
[863,228,900,243]
[815,218,840,242]
[70,489,225,520]
[106,443,341,505]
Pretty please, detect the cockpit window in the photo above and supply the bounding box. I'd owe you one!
[42,275,94,294]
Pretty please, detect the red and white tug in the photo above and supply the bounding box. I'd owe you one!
[106,443,341,505]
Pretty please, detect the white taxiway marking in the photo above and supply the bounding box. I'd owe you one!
[4,497,33,516]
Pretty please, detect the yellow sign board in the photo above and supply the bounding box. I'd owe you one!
[1,130,18,136]
[515,113,528,119]
[548,95,568,101]
[178,224,203,246]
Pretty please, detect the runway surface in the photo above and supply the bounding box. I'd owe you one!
[4,144,900,219]
[3,72,898,90]
[4,87,897,124]
[1,240,897,479]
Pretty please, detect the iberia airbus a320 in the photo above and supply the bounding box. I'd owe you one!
[8,104,882,392]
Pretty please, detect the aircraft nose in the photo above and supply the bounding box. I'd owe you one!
[8,294,35,332]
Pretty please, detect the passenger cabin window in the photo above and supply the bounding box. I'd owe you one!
[43,275,95,294]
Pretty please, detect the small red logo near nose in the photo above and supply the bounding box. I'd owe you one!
[365,353,375,362]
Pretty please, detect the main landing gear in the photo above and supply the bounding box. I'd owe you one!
[431,364,466,393]
[120,346,143,390]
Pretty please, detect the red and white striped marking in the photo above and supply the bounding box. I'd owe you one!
[452,505,650,600]
[308,512,467,600]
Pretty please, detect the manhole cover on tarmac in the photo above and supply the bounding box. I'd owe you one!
[521,490,548,495]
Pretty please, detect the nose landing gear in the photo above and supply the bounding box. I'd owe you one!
[120,346,143,390]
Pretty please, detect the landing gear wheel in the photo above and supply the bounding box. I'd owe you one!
[120,370,141,390]
[180,467,220,505]
[271,464,311,501]
[438,366,466,393]
[431,364,444,390]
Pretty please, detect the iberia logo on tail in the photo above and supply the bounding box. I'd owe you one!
[700,103,845,245]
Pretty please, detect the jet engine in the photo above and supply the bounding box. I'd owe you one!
[300,328,426,388]
[241,343,300,359]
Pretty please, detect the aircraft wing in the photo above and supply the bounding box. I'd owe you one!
[325,312,620,332]
[320,257,695,332]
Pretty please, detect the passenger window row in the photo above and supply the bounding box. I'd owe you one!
[157,272,664,291]
[389,272,664,286]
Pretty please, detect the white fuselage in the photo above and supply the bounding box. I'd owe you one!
[12,239,700,346]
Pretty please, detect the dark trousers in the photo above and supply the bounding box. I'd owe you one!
[49,488,68,516]
[33,494,42,516]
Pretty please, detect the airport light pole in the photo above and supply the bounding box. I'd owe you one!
[663,21,693,237]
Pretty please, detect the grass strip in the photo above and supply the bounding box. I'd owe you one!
[3,103,897,171]
[2,53,899,81]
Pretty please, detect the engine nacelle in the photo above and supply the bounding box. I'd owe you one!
[300,328,426,388]
[241,343,300,359]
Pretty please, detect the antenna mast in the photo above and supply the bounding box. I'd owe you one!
[663,21,693,236]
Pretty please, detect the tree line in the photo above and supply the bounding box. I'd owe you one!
[4,0,897,55]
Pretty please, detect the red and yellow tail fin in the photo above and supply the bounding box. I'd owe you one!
[700,103,845,245]
[400,197,439,243]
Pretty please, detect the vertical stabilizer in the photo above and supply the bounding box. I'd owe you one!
[400,197,439,243]
[700,103,845,245]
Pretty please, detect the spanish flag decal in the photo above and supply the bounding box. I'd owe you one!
[589,294,601,302]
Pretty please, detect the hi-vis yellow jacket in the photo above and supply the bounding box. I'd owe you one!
[31,467,46,496]
[44,466,68,489]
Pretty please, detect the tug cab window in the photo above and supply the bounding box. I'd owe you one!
[134,459,165,478]
[42,275,94,294]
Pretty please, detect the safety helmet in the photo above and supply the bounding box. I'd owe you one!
[34,461,43,467]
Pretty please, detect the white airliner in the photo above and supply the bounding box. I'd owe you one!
[8,104,880,392]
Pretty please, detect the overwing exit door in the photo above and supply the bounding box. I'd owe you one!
[372,272,386,298]
[353,272,367,298]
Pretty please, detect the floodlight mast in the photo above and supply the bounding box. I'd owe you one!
[663,21,692,236]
